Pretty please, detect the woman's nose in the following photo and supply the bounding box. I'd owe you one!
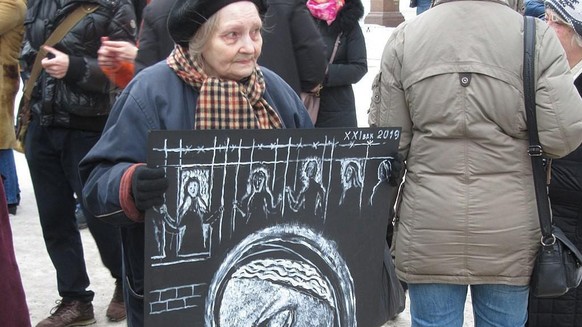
[239,34,256,53]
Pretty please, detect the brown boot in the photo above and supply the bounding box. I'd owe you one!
[36,300,95,327]
[106,281,126,322]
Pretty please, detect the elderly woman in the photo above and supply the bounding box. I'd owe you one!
[79,0,312,324]
[527,1,582,326]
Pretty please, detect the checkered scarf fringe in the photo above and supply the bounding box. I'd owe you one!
[167,45,282,130]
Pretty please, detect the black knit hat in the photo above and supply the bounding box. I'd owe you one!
[545,0,582,37]
[168,0,268,47]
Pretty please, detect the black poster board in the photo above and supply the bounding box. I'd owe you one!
[145,127,401,327]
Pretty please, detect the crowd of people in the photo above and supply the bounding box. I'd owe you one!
[2,0,582,326]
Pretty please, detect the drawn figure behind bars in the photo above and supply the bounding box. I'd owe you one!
[286,158,326,220]
[156,173,222,258]
[233,166,281,228]
[338,160,363,218]
[369,159,392,207]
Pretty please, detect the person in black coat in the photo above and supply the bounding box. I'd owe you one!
[307,0,368,127]
[258,0,327,95]
[527,1,582,326]
[135,0,177,74]
[20,0,136,324]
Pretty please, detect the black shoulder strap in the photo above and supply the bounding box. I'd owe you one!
[523,16,554,243]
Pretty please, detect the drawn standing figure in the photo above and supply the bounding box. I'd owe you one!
[339,161,363,212]
[233,166,281,227]
[369,159,392,207]
[179,175,223,254]
[156,174,223,258]
[286,158,326,220]
[368,159,398,245]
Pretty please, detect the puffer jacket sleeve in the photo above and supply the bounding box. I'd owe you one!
[80,83,153,225]
[535,21,582,158]
[76,1,137,93]
[368,24,412,158]
[325,25,368,88]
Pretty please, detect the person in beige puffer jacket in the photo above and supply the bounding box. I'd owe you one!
[368,0,582,326]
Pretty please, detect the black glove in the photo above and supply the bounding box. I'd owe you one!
[131,166,168,212]
[388,153,404,186]
[379,154,404,187]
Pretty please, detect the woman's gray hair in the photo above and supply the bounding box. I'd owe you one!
[188,13,220,63]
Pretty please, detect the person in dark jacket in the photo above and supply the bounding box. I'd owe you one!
[135,0,177,73]
[527,1,582,325]
[307,0,368,127]
[79,0,312,325]
[258,0,327,96]
[19,0,136,325]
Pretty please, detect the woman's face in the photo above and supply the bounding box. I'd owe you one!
[252,172,266,191]
[187,180,200,197]
[305,161,317,178]
[546,9,577,52]
[344,166,354,181]
[201,2,262,81]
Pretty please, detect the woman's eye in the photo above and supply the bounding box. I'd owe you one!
[225,32,239,39]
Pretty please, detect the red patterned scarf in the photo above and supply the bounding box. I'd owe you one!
[167,45,283,130]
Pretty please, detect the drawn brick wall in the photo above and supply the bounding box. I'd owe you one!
[149,283,206,314]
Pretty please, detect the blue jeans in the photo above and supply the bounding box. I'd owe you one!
[25,117,122,302]
[121,223,145,327]
[0,149,20,205]
[416,0,432,14]
[408,283,529,327]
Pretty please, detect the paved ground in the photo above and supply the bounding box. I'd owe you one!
[9,3,474,326]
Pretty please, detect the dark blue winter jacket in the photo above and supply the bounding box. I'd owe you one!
[80,62,312,225]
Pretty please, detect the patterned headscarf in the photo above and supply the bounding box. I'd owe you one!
[167,45,283,130]
[307,0,346,25]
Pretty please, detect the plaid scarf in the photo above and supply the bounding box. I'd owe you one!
[167,45,283,130]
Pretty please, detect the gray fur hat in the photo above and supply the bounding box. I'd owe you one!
[545,0,582,36]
